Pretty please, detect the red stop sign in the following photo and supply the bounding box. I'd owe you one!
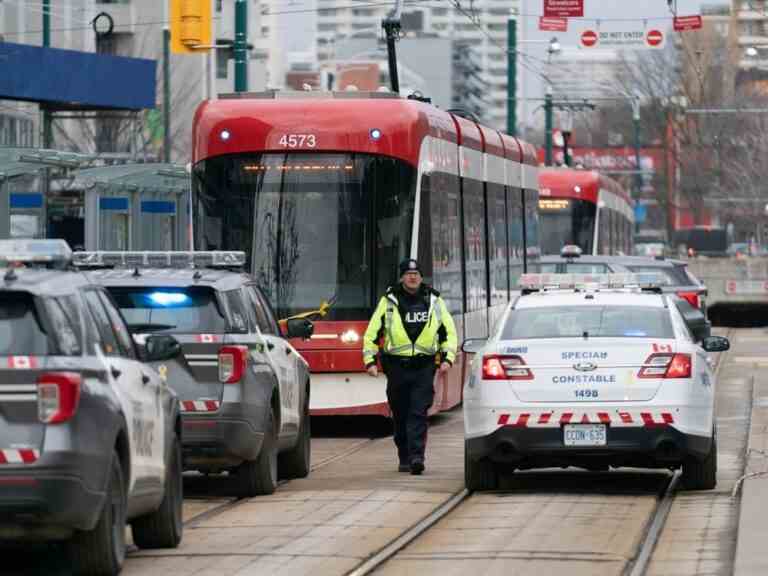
[646,29,664,47]
[581,29,598,47]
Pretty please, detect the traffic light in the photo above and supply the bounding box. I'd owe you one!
[170,0,212,54]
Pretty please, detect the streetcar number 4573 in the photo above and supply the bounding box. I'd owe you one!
[279,134,317,148]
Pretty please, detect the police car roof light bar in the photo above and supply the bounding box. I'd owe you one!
[518,272,665,292]
[0,239,73,267]
[72,251,246,270]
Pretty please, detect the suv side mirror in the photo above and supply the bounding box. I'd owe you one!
[285,318,314,340]
[144,334,183,362]
[702,335,730,353]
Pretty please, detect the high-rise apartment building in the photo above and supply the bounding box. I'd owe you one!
[313,0,520,129]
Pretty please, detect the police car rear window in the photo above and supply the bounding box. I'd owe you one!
[0,292,50,355]
[106,287,228,334]
[502,306,674,339]
[624,265,689,286]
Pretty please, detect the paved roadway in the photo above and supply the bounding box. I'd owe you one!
[6,327,766,575]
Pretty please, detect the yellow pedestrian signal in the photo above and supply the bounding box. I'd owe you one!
[170,0,212,54]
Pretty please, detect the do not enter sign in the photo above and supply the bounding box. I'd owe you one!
[581,29,598,48]
[646,29,664,47]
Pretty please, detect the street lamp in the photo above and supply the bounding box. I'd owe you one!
[507,15,561,136]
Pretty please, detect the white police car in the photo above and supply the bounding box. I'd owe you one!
[463,273,729,492]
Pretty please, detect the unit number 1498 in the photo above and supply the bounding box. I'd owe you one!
[279,134,317,148]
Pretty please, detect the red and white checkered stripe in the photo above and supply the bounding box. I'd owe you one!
[181,400,220,412]
[6,356,37,369]
[0,449,40,464]
[497,410,675,428]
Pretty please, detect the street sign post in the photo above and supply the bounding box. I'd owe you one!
[539,16,568,32]
[544,0,583,18]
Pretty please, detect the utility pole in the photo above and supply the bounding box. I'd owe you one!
[507,19,516,136]
[544,88,553,166]
[234,0,248,92]
[163,24,171,162]
[632,97,642,232]
[42,0,52,148]
[382,0,403,93]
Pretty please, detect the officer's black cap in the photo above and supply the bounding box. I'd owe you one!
[399,258,421,276]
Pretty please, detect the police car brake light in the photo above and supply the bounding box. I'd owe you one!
[482,354,533,381]
[72,251,246,269]
[37,372,82,424]
[219,345,248,384]
[0,239,72,266]
[638,353,691,379]
[560,244,583,258]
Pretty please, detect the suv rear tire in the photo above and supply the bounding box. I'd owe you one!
[236,404,278,496]
[279,389,311,479]
[70,450,126,575]
[132,433,184,549]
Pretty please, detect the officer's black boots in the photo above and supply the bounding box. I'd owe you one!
[410,459,425,475]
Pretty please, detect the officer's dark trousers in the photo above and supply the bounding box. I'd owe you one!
[383,356,436,464]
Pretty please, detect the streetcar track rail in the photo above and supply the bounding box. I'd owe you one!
[345,489,470,576]
[623,327,735,576]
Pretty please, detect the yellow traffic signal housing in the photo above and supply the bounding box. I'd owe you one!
[170,0,212,54]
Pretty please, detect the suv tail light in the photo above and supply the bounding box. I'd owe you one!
[482,355,533,380]
[677,291,701,309]
[219,345,249,383]
[638,353,691,379]
[37,372,82,424]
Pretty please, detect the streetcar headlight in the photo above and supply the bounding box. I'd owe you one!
[220,129,231,141]
[341,329,360,343]
[370,128,382,141]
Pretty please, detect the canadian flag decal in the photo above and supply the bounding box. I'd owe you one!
[7,356,36,369]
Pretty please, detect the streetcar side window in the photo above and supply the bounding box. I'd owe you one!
[429,171,463,316]
[487,183,508,305]
[463,178,487,314]
[507,189,524,286]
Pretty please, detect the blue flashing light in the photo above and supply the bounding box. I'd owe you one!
[148,292,190,306]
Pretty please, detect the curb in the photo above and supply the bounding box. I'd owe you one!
[734,374,768,575]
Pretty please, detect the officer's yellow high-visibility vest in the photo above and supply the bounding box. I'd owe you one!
[363,287,457,367]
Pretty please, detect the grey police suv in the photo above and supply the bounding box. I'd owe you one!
[76,251,313,497]
[0,240,183,575]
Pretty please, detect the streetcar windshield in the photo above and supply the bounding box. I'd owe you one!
[193,153,416,320]
[538,198,596,255]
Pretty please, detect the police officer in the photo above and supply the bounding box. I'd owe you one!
[363,258,457,475]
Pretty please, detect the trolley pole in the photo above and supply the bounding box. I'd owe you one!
[507,19,516,136]
[234,0,248,92]
[544,88,553,166]
[382,0,403,94]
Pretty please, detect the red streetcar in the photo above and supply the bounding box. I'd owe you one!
[538,168,634,256]
[191,91,539,417]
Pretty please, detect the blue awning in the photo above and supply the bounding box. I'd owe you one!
[0,42,156,111]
